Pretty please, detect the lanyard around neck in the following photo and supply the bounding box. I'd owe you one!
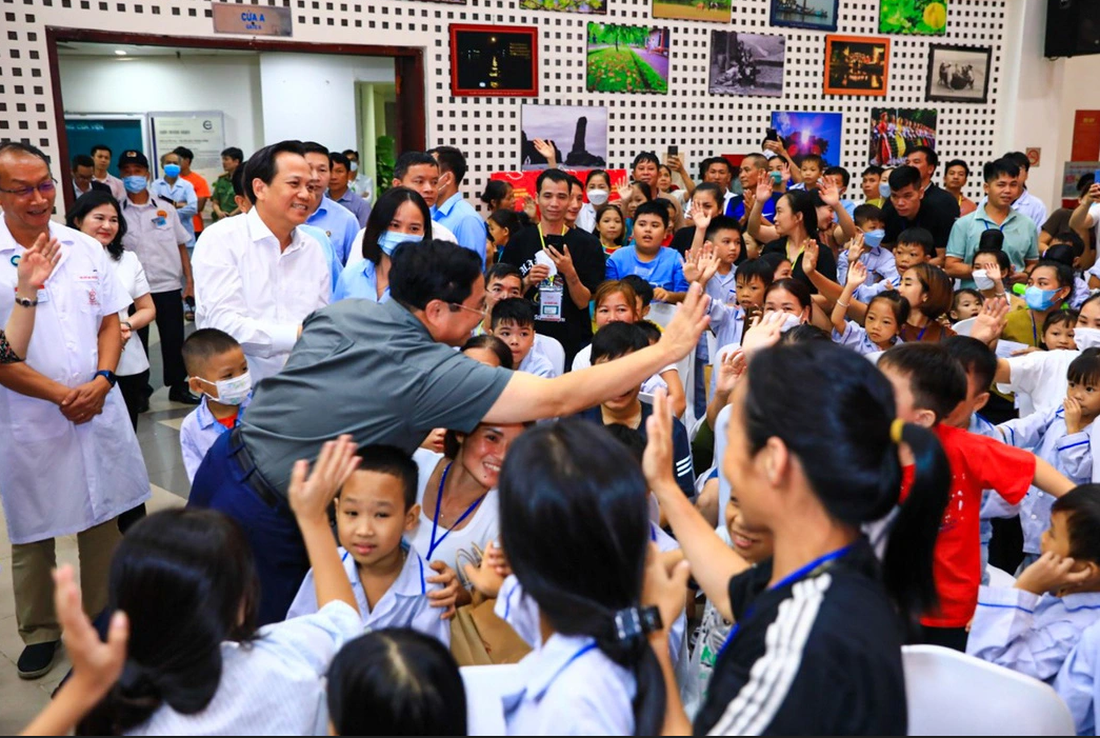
[427,462,487,561]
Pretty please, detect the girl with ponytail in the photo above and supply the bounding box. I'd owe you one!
[640,333,954,736]
[497,419,666,736]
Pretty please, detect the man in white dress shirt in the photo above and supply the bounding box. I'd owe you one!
[0,142,150,679]
[192,140,331,384]
[1004,150,1048,230]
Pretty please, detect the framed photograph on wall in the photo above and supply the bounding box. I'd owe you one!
[879,0,947,35]
[709,32,786,97]
[770,0,839,32]
[450,25,539,97]
[771,111,843,166]
[520,0,605,13]
[823,35,890,96]
[586,23,670,94]
[925,44,992,104]
[868,108,937,167]
[520,104,609,170]
[653,0,731,23]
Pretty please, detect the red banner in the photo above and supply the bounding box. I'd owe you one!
[1072,110,1100,161]
[490,168,628,210]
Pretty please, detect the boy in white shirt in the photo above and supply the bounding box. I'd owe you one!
[180,329,252,482]
[491,298,558,378]
[287,445,449,645]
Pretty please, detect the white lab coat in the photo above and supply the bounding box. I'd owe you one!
[0,221,150,544]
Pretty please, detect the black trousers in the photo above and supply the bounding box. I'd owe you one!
[918,625,969,652]
[116,371,148,431]
[137,290,186,390]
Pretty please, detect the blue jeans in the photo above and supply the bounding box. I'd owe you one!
[188,431,308,626]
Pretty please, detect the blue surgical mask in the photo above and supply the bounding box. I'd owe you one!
[123,175,148,194]
[163,164,181,178]
[863,228,885,249]
[1024,286,1061,311]
[879,182,891,200]
[378,230,423,256]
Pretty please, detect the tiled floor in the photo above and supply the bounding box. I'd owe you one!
[0,328,195,733]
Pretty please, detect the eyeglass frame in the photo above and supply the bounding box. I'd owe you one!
[0,179,58,198]
[448,301,488,319]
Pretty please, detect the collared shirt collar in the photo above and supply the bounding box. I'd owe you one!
[502,633,598,708]
[246,206,309,254]
[121,192,158,210]
[975,206,1022,229]
[340,541,427,606]
[0,220,75,274]
[433,192,462,219]
[194,393,250,431]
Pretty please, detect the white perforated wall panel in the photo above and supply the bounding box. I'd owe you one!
[1,0,1007,204]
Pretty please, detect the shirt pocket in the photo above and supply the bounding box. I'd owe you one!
[75,274,103,314]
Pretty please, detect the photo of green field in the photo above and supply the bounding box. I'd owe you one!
[585,23,670,94]
[652,0,730,23]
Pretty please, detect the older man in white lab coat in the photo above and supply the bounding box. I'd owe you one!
[0,142,150,680]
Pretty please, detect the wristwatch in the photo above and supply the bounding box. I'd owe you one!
[93,370,118,387]
[14,295,38,308]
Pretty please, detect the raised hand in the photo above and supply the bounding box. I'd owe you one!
[656,282,711,362]
[1088,183,1100,206]
[818,176,841,207]
[714,347,747,394]
[845,232,866,265]
[17,234,62,292]
[754,175,774,205]
[847,259,869,288]
[532,139,558,168]
[287,436,361,523]
[742,310,786,355]
[617,182,634,203]
[970,296,1011,346]
[642,389,678,496]
[802,239,820,276]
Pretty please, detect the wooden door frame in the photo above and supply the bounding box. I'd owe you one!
[45,27,425,212]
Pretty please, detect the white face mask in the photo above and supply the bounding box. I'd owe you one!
[196,371,252,406]
[349,161,359,173]
[587,188,609,206]
[971,269,995,291]
[778,313,802,333]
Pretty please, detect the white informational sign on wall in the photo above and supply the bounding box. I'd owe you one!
[148,111,226,187]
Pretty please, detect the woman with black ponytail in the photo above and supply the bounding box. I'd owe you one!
[641,336,953,735]
[497,419,666,735]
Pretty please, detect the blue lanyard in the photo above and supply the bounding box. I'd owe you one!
[427,462,486,560]
[718,544,853,658]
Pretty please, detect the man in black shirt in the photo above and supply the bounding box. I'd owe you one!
[881,165,956,265]
[500,169,605,364]
[907,145,962,226]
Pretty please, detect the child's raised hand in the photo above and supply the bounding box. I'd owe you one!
[617,182,634,203]
[845,232,866,263]
[847,259,868,288]
[985,261,1004,286]
[642,389,680,498]
[1065,396,1085,434]
[1015,551,1093,595]
[288,435,360,523]
[715,347,747,394]
[692,208,713,233]
[970,296,1011,346]
[742,310,786,355]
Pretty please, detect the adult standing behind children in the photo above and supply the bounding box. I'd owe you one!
[192,141,332,384]
[189,238,710,625]
[0,142,151,679]
[499,168,606,364]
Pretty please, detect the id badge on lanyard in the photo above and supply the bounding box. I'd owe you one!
[538,276,565,322]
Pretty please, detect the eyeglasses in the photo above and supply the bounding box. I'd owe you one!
[0,179,57,198]
[449,302,487,318]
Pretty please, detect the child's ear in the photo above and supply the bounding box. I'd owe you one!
[405,503,421,531]
[972,391,991,413]
[188,377,205,397]
[914,406,938,429]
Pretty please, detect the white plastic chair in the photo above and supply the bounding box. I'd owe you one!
[461,664,519,736]
[902,644,1076,735]
[986,565,1017,588]
[952,317,977,336]
[533,334,565,377]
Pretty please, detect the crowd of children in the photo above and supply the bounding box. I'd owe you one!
[18,137,1100,737]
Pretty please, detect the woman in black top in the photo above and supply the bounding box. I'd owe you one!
[642,335,950,735]
[748,177,857,293]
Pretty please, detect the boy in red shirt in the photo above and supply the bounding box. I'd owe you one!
[879,343,1075,650]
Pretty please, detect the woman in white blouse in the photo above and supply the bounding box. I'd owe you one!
[74,437,364,736]
[67,191,156,430]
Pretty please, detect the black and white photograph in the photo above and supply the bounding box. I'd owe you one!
[520,104,608,170]
[709,31,786,97]
[925,43,992,104]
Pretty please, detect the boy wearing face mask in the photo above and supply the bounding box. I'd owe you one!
[179,329,253,483]
[836,204,898,299]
